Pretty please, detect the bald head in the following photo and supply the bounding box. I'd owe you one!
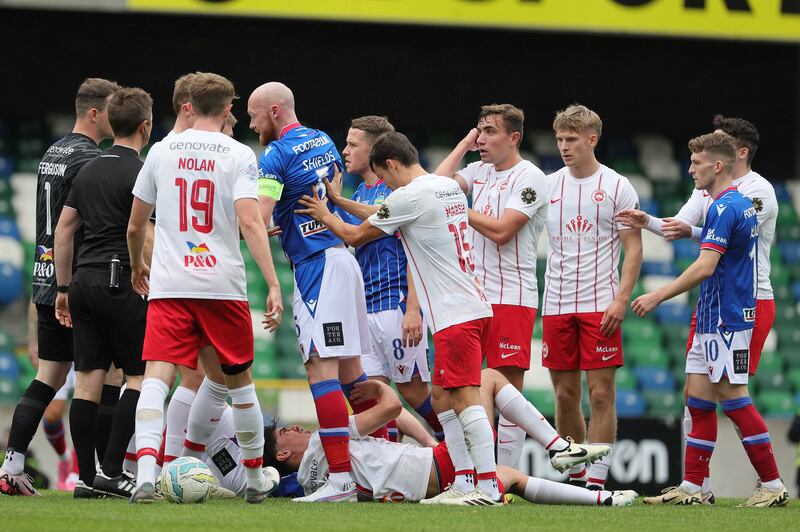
[250,82,295,111]
[248,81,298,146]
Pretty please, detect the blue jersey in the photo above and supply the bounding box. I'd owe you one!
[347,180,407,313]
[696,188,758,334]
[257,124,343,264]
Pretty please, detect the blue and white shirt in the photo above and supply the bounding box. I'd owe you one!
[257,123,343,265]
[696,187,758,334]
[346,180,407,313]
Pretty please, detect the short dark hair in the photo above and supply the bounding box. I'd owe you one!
[172,73,199,116]
[75,78,120,117]
[350,115,395,143]
[688,132,737,174]
[712,114,759,165]
[108,87,152,137]
[369,132,419,172]
[479,104,524,145]
[189,72,236,117]
[262,422,296,477]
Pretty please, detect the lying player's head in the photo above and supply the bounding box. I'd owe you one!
[173,72,200,123]
[345,116,395,175]
[687,132,736,191]
[75,78,121,139]
[222,112,237,137]
[712,114,759,167]
[107,87,153,145]
[476,104,524,165]
[368,132,420,189]
[188,72,236,120]
[262,421,313,475]
[552,104,602,168]
[247,82,296,146]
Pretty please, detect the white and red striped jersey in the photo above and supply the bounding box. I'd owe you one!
[367,174,492,334]
[458,160,549,308]
[672,171,777,300]
[542,165,639,316]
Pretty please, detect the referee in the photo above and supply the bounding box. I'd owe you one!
[53,87,153,499]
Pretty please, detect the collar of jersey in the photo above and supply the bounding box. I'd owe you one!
[279,122,302,139]
[364,179,384,189]
[713,186,738,200]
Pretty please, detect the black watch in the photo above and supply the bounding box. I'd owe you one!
[56,284,70,293]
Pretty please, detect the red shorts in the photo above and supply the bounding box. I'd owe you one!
[541,312,623,371]
[431,318,490,390]
[143,298,254,370]
[483,305,537,370]
[432,441,504,496]
[685,298,774,375]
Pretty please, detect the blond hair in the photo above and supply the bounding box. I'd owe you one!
[172,72,199,116]
[688,132,736,174]
[189,73,236,117]
[552,104,602,137]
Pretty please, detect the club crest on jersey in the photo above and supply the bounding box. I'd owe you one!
[565,215,594,235]
[376,204,390,220]
[498,179,510,191]
[751,198,763,212]
[184,241,217,268]
[521,187,536,205]
[592,190,606,204]
[374,194,386,205]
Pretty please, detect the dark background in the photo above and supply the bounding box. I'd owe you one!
[1,8,798,178]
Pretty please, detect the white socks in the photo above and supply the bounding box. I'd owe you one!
[183,378,228,459]
[164,386,196,463]
[135,378,169,487]
[229,384,265,490]
[2,449,24,475]
[586,444,613,488]
[523,476,612,505]
[496,415,526,467]
[437,409,475,492]
[495,384,569,452]
[458,405,500,501]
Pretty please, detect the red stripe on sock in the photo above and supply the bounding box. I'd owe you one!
[597,492,602,505]
[184,439,206,452]
[476,471,497,481]
[724,403,780,482]
[242,458,263,469]
[569,467,586,479]
[454,470,473,477]
[587,477,605,485]
[125,452,137,462]
[137,448,158,460]
[163,455,178,464]
[545,436,560,450]
[386,419,399,443]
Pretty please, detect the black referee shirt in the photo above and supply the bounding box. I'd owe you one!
[64,144,143,269]
[32,133,100,305]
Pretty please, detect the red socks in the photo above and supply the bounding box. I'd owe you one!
[310,379,352,474]
[684,397,717,485]
[722,397,779,482]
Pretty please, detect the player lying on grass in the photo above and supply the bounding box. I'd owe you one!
[262,370,635,506]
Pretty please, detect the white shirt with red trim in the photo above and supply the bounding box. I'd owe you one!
[367,174,492,334]
[133,129,259,300]
[542,165,639,316]
[457,160,549,308]
[673,170,777,300]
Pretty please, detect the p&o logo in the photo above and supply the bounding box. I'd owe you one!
[184,241,217,268]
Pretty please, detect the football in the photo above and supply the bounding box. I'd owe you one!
[160,457,217,504]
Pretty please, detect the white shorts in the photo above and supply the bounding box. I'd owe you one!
[292,246,372,363]
[361,308,431,383]
[685,328,753,385]
[54,366,75,401]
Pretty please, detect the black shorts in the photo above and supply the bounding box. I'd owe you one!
[69,268,147,376]
[36,304,74,363]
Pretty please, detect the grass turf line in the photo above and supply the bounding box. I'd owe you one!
[1,491,796,531]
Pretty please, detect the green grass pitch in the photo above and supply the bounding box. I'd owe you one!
[2,492,797,531]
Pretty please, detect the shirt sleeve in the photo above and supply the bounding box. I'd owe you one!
[505,166,548,220]
[132,147,157,205]
[614,177,640,230]
[64,177,79,211]
[700,202,735,254]
[367,187,421,235]
[455,161,480,196]
[233,149,259,202]
[675,189,706,225]
[257,144,286,200]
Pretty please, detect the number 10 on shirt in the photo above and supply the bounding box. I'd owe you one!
[176,178,215,233]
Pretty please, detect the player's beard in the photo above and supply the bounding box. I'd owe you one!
[259,130,270,146]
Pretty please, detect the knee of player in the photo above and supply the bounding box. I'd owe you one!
[554,384,581,405]
[587,385,615,409]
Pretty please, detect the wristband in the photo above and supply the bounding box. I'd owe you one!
[56,284,69,293]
